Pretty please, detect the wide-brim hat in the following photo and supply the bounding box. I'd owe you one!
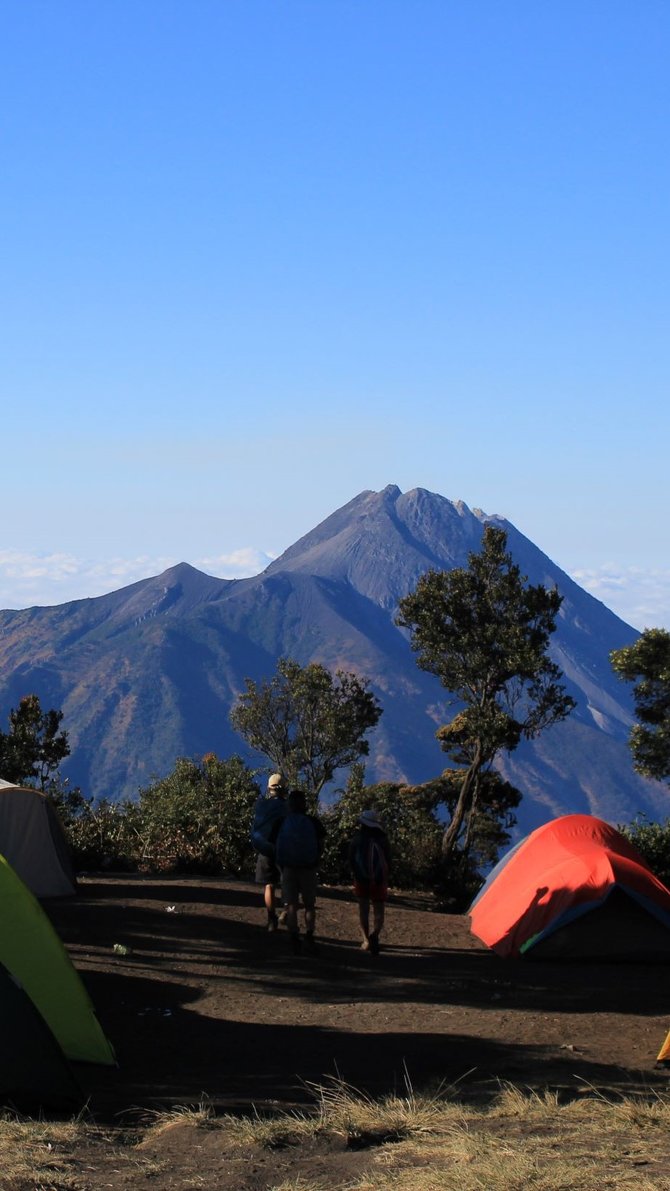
[359,809,383,829]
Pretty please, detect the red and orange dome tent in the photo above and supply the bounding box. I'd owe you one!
[469,814,670,962]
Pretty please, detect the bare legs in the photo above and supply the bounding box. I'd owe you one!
[358,898,385,951]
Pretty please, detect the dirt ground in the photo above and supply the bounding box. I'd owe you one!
[44,873,670,1121]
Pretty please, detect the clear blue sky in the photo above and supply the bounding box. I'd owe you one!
[1,1,668,628]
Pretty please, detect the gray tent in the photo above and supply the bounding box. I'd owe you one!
[0,781,76,897]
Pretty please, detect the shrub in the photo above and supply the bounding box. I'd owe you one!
[49,783,142,871]
[136,754,260,874]
[620,814,670,889]
[320,773,443,891]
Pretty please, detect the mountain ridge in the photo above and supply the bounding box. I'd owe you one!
[0,486,663,833]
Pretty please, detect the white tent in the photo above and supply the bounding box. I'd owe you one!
[0,780,76,897]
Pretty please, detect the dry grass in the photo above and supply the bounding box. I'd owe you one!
[3,1083,670,1190]
[0,1115,90,1189]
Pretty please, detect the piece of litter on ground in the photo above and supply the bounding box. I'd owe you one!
[166,905,176,912]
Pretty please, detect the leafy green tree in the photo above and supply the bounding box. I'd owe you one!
[0,694,70,789]
[437,768,521,870]
[230,657,382,806]
[619,814,670,888]
[611,628,670,781]
[397,527,575,861]
[136,753,260,873]
[320,766,443,890]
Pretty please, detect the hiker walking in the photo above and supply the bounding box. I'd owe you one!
[251,773,288,931]
[274,789,325,955]
[348,810,391,955]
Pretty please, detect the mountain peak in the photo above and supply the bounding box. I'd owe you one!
[266,485,488,607]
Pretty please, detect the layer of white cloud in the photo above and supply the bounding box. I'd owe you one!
[0,550,667,633]
[569,565,670,631]
[0,548,274,610]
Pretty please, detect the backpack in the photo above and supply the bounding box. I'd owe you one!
[275,812,319,868]
[352,830,389,886]
[251,796,287,858]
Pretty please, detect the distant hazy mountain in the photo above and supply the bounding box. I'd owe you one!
[0,485,665,833]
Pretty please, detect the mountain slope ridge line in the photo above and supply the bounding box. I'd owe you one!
[0,485,663,834]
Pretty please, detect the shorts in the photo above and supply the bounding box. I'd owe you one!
[255,853,280,885]
[281,866,318,910]
[353,879,388,903]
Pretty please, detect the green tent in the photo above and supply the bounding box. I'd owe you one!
[0,853,115,1066]
[0,961,84,1111]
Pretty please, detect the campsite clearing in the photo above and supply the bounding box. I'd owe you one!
[31,873,670,1188]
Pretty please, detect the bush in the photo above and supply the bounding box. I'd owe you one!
[49,783,142,871]
[136,754,260,874]
[619,814,670,889]
[320,775,443,891]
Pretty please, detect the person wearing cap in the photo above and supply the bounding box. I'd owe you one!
[348,809,391,955]
[251,773,288,930]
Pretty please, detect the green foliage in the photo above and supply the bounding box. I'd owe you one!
[437,768,521,869]
[49,755,260,875]
[0,694,70,789]
[136,754,260,873]
[611,628,670,782]
[397,526,575,860]
[230,657,382,805]
[49,781,142,871]
[619,814,670,889]
[320,770,443,890]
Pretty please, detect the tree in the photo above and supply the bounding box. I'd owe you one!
[319,767,444,891]
[611,628,670,781]
[437,767,521,869]
[396,526,576,861]
[230,657,383,805]
[137,754,260,873]
[619,814,670,888]
[0,694,70,789]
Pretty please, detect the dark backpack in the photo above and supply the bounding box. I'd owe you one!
[251,796,287,858]
[352,830,389,885]
[275,812,319,868]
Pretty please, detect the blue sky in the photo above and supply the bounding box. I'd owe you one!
[1,1,668,629]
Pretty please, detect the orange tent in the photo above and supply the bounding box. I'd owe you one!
[469,814,670,961]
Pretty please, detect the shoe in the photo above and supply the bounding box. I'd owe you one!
[278,909,288,925]
[290,932,302,955]
[267,913,279,932]
[368,932,380,956]
[304,933,318,955]
[360,939,370,951]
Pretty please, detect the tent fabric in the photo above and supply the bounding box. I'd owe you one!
[0,852,115,1065]
[0,961,84,1111]
[0,780,77,897]
[469,814,670,960]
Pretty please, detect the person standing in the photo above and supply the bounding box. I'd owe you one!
[348,809,391,955]
[274,790,325,954]
[251,773,288,931]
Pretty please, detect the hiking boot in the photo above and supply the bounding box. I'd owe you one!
[290,932,302,955]
[267,913,279,932]
[304,932,318,955]
[368,932,380,956]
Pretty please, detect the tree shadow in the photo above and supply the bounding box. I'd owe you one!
[42,874,670,1122]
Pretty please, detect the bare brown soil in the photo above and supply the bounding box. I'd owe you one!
[31,872,670,1189]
